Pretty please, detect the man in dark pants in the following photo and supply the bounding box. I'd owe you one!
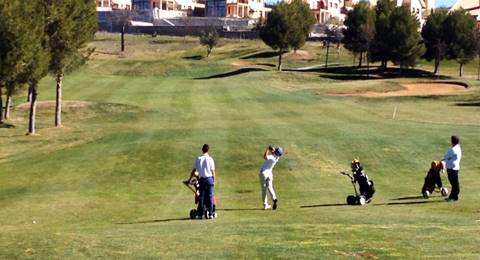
[188,144,216,219]
[442,136,462,202]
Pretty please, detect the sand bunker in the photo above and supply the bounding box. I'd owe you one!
[335,82,467,97]
[16,100,90,110]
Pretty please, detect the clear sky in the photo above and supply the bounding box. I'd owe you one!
[436,0,457,7]
[265,0,459,8]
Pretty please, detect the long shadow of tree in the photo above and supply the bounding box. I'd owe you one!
[241,51,279,60]
[285,66,452,81]
[194,67,267,80]
[455,101,480,106]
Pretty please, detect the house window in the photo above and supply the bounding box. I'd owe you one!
[330,2,332,7]
[334,3,337,8]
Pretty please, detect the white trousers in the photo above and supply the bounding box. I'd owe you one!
[259,171,277,206]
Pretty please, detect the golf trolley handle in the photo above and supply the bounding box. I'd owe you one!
[340,171,355,182]
[183,180,197,194]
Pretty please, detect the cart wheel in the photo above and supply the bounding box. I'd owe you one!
[440,187,449,197]
[189,209,197,219]
[422,190,430,199]
[346,195,356,205]
[358,196,366,205]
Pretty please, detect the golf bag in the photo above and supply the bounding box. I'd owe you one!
[341,159,375,205]
[183,174,217,219]
[421,160,448,198]
[354,169,375,201]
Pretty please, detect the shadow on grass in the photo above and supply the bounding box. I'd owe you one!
[241,51,279,59]
[183,55,203,60]
[300,203,349,208]
[194,67,267,80]
[116,217,191,224]
[286,66,451,81]
[217,208,263,211]
[455,101,480,107]
[256,63,276,67]
[391,196,425,201]
[374,200,444,206]
[0,123,15,128]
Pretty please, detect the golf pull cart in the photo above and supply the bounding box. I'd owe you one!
[183,176,217,219]
[183,178,202,219]
[340,171,369,206]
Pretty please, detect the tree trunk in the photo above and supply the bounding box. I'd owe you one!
[477,55,480,80]
[55,73,63,127]
[277,50,283,71]
[433,58,440,75]
[207,47,211,57]
[358,52,363,68]
[28,82,37,135]
[366,55,369,79]
[459,63,464,77]
[0,86,4,124]
[325,43,330,69]
[4,88,12,120]
[27,85,32,102]
[121,24,125,52]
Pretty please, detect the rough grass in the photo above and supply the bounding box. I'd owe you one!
[0,33,479,259]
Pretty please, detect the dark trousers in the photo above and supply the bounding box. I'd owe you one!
[447,169,460,200]
[197,177,214,217]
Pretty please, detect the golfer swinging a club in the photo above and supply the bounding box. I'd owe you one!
[259,145,284,210]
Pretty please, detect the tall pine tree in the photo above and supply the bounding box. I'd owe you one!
[388,6,424,72]
[444,10,479,77]
[369,0,396,69]
[342,2,376,67]
[260,1,315,71]
[47,0,97,127]
[422,10,448,74]
[0,1,43,124]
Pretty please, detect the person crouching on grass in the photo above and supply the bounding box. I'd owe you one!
[259,145,285,210]
[188,144,216,219]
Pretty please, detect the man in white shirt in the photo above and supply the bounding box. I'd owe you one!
[442,136,462,202]
[188,144,216,219]
[259,145,284,210]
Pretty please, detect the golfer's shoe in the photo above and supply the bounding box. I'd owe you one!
[196,215,203,220]
[263,204,271,210]
[273,199,278,210]
[445,198,457,203]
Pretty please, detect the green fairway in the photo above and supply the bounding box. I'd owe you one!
[1,33,479,258]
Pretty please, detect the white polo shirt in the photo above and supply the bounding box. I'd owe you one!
[260,154,280,174]
[443,144,462,170]
[194,153,215,178]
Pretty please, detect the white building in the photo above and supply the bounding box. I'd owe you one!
[321,0,435,25]
[307,0,345,23]
[450,0,480,22]
[96,0,132,11]
[225,0,270,18]
[398,0,434,25]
